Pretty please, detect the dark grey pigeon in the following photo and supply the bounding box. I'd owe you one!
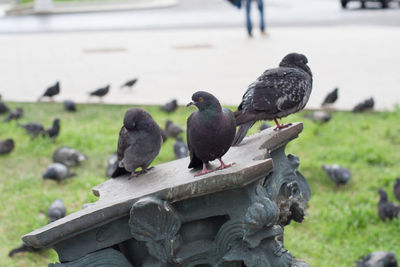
[106,153,118,178]
[48,199,66,223]
[38,81,60,102]
[120,78,138,89]
[52,146,87,167]
[161,99,178,113]
[42,163,75,182]
[259,121,270,131]
[174,137,188,159]
[19,122,45,139]
[0,139,14,155]
[321,87,338,106]
[89,85,110,101]
[187,91,236,176]
[43,118,60,140]
[378,189,400,221]
[322,164,350,185]
[63,100,77,112]
[165,120,184,139]
[8,243,40,257]
[233,53,313,146]
[111,108,162,178]
[4,107,23,122]
[394,178,400,202]
[356,251,398,267]
[0,95,9,114]
[353,97,374,113]
[304,111,332,124]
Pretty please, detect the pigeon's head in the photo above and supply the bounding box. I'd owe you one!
[279,53,312,76]
[378,189,388,202]
[53,118,60,126]
[383,252,398,266]
[187,91,221,112]
[172,99,177,105]
[3,139,14,148]
[123,108,152,130]
[43,168,57,179]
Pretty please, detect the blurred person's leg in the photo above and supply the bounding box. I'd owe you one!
[257,0,265,33]
[246,0,253,37]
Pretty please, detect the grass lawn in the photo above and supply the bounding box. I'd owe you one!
[1,102,400,267]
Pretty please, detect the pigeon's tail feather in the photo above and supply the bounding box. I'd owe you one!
[111,166,130,178]
[188,153,203,169]
[232,121,255,146]
[234,110,257,125]
[8,244,35,257]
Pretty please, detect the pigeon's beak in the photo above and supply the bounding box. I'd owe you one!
[186,101,195,107]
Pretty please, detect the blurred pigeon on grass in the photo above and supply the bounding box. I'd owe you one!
[63,100,77,112]
[378,189,400,221]
[259,121,270,131]
[88,85,110,102]
[52,146,86,167]
[356,251,398,267]
[0,139,14,155]
[4,108,23,122]
[106,153,118,178]
[187,91,236,176]
[0,94,9,114]
[18,122,45,139]
[165,120,184,139]
[161,99,178,113]
[304,111,332,124]
[120,78,138,89]
[48,199,66,223]
[43,118,60,140]
[43,163,75,183]
[322,164,350,185]
[38,81,60,102]
[111,108,162,178]
[394,178,400,202]
[232,53,312,146]
[174,137,188,159]
[353,97,374,113]
[321,87,338,106]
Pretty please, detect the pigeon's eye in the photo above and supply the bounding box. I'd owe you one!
[199,97,204,102]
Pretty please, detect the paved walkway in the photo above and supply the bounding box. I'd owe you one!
[0,26,399,110]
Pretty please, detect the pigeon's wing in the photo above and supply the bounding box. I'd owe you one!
[116,127,131,162]
[187,113,203,168]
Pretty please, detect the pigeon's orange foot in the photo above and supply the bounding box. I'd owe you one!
[216,159,235,170]
[274,123,292,131]
[128,172,138,180]
[195,163,213,177]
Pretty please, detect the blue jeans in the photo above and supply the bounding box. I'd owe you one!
[245,0,265,35]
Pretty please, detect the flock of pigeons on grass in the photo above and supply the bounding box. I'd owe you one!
[0,52,397,266]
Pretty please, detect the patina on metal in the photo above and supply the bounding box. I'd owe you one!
[23,122,310,267]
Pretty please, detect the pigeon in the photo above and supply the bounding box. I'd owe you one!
[38,81,60,102]
[111,108,162,178]
[161,99,178,113]
[19,122,45,139]
[0,139,14,155]
[120,78,138,89]
[322,164,351,185]
[353,97,374,113]
[378,189,400,221]
[259,121,270,131]
[321,87,338,106]
[63,100,77,112]
[8,243,40,257]
[160,129,168,143]
[89,85,110,101]
[42,163,75,182]
[304,111,332,123]
[165,120,184,139]
[187,91,236,176]
[174,137,188,159]
[394,178,400,202]
[0,94,9,114]
[356,251,398,267]
[44,118,60,139]
[4,107,23,122]
[52,146,86,167]
[232,53,313,146]
[106,153,118,178]
[48,199,66,223]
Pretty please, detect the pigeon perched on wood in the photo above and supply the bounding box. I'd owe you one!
[0,139,14,155]
[111,108,162,178]
[43,118,60,139]
[106,153,118,178]
[321,87,338,106]
[187,91,236,176]
[52,146,86,167]
[322,164,350,185]
[48,199,66,223]
[304,111,332,123]
[378,189,400,221]
[394,178,400,202]
[232,53,313,146]
[120,78,138,89]
[259,121,270,131]
[63,100,77,112]
[165,120,184,139]
[161,99,178,113]
[0,95,9,114]
[89,85,110,101]
[38,81,60,102]
[19,122,45,139]
[8,243,40,257]
[42,163,75,182]
[4,107,23,122]
[174,138,188,159]
[353,97,374,113]
[356,251,398,267]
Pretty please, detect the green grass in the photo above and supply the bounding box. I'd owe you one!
[1,102,400,267]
